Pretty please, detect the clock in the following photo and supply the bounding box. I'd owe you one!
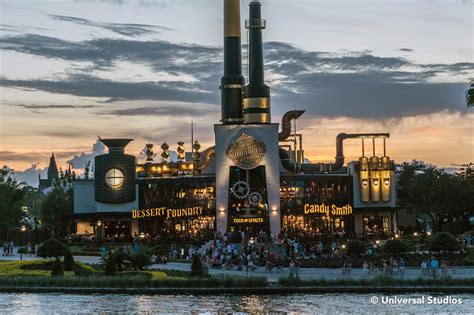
[105,168,124,188]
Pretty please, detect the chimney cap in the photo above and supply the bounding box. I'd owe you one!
[100,138,133,149]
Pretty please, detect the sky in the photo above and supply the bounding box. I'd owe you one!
[0,0,473,186]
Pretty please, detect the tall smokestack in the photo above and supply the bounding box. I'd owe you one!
[221,0,244,124]
[243,0,271,124]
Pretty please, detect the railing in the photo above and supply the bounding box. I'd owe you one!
[245,18,266,29]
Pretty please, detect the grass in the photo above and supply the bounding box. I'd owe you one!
[0,260,74,277]
[277,275,474,287]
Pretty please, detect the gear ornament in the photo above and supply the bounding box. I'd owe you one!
[248,192,262,206]
[231,181,250,199]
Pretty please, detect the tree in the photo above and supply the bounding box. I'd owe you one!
[63,248,75,271]
[397,161,474,232]
[383,239,407,256]
[40,179,73,237]
[347,240,367,257]
[37,238,67,276]
[429,232,460,253]
[0,167,25,240]
[191,254,203,276]
[104,254,117,276]
[37,238,67,260]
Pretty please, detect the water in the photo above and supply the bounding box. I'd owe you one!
[0,293,472,314]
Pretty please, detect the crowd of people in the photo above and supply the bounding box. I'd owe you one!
[2,241,37,257]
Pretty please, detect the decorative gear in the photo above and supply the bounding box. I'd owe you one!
[248,192,262,206]
[231,181,250,199]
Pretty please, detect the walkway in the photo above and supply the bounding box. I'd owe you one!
[2,248,473,282]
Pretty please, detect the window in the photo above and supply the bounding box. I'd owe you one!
[105,168,124,188]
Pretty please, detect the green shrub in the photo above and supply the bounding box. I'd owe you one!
[190,254,203,277]
[51,260,64,277]
[347,240,368,257]
[17,247,28,254]
[429,232,460,253]
[37,239,67,260]
[383,239,407,256]
[73,262,96,277]
[63,249,74,271]
[104,255,117,276]
[128,253,151,271]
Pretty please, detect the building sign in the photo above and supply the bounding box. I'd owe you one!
[132,206,204,219]
[304,203,353,216]
[226,133,266,170]
[232,217,265,224]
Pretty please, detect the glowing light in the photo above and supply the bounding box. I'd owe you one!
[414,232,418,236]
[427,231,431,236]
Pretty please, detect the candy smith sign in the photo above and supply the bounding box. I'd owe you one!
[304,203,353,216]
[132,206,204,219]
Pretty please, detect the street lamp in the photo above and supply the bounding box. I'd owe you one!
[20,225,27,261]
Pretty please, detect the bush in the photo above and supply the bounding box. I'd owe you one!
[429,232,460,253]
[191,254,203,277]
[63,249,74,271]
[347,240,368,257]
[73,262,96,277]
[104,255,117,276]
[128,253,151,271]
[51,260,64,277]
[37,239,67,260]
[383,239,407,256]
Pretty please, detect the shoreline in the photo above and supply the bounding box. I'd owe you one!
[1,286,473,295]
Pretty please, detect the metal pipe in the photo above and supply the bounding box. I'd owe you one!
[243,0,271,124]
[290,133,390,174]
[197,146,215,170]
[221,0,244,124]
[278,110,305,141]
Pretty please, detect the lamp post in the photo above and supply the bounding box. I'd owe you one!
[20,225,27,261]
[96,220,102,243]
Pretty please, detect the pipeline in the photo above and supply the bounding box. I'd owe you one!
[278,110,305,141]
[198,146,215,170]
[280,133,390,173]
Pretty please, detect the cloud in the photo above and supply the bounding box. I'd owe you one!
[67,140,106,170]
[100,104,218,117]
[49,14,173,37]
[10,163,47,187]
[8,103,97,114]
[1,35,472,118]
[399,48,414,52]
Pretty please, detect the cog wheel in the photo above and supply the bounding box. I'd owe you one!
[248,192,262,206]
[231,181,250,199]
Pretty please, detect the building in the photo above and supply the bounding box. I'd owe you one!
[73,0,398,241]
[39,153,59,193]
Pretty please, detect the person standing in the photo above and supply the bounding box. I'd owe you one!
[2,241,7,256]
[399,258,406,278]
[421,259,427,277]
[9,241,14,256]
[430,256,439,279]
[362,261,369,279]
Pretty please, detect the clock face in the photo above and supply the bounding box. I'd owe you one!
[105,168,124,188]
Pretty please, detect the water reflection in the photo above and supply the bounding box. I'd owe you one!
[1,293,472,314]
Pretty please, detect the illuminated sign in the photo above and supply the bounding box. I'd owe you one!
[232,217,264,224]
[226,133,266,170]
[132,206,204,219]
[304,203,352,216]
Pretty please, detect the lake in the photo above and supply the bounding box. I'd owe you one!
[1,293,472,314]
